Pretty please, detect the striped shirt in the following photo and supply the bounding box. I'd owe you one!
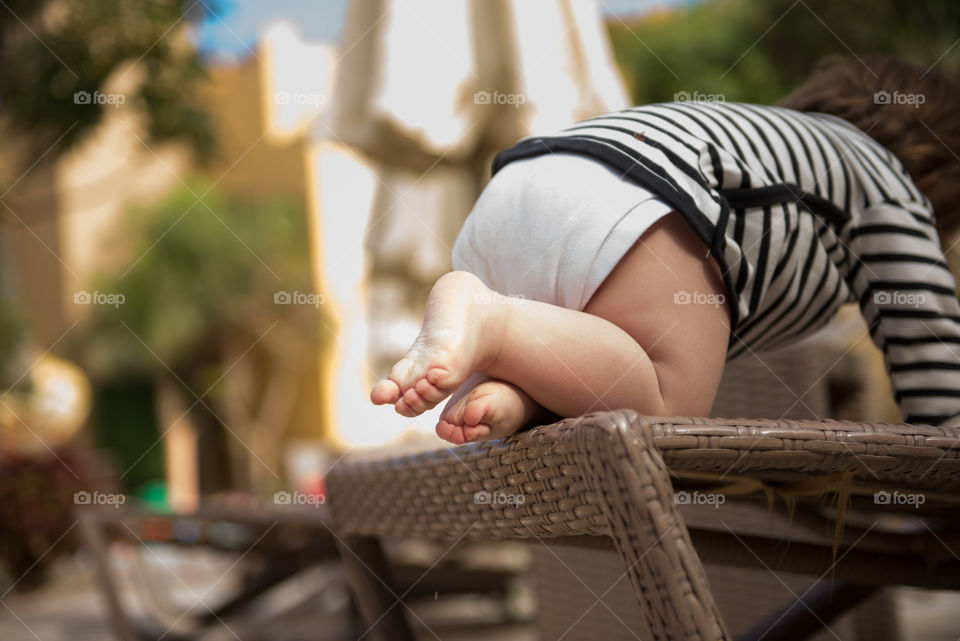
[491,102,960,426]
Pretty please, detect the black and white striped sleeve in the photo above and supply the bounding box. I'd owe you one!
[847,202,960,425]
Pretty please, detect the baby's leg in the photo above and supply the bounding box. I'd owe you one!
[371,212,730,428]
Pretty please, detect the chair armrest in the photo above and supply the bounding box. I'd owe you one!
[642,414,960,493]
[327,412,959,543]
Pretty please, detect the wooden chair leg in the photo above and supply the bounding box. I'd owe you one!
[77,511,141,641]
[335,536,415,641]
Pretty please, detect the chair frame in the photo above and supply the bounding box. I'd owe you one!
[327,410,960,641]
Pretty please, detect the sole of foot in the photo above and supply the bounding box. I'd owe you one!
[370,271,505,418]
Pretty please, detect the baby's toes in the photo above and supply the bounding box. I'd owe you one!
[394,397,414,417]
[397,388,433,416]
[387,357,418,391]
[439,384,473,423]
[436,419,467,445]
[425,366,457,393]
[462,424,491,442]
[394,395,429,418]
[462,393,494,428]
[414,377,449,404]
[370,379,400,405]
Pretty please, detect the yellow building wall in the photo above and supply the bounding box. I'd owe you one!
[198,56,329,442]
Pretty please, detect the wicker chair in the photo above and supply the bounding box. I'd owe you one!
[327,314,960,641]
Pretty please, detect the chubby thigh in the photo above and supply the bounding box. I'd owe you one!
[583,211,731,417]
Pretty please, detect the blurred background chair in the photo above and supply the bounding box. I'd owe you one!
[76,501,357,641]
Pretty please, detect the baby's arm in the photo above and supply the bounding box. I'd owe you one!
[848,203,960,425]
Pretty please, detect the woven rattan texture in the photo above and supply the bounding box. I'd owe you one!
[711,340,833,421]
[329,412,960,545]
[648,415,960,491]
[327,414,612,541]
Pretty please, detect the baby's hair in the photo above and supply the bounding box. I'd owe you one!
[778,55,960,249]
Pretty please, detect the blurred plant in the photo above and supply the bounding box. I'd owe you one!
[0,0,218,184]
[0,452,80,591]
[73,182,326,492]
[78,183,319,376]
[608,0,960,104]
[0,298,31,394]
[0,287,82,593]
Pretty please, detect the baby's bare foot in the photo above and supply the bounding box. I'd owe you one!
[435,375,542,444]
[370,271,507,417]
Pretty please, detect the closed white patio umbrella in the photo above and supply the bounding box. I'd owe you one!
[309,0,630,447]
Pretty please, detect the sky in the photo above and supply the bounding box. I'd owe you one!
[193,0,698,63]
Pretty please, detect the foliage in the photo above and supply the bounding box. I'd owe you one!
[608,0,960,105]
[0,299,31,393]
[74,182,323,389]
[0,0,218,164]
[0,452,80,591]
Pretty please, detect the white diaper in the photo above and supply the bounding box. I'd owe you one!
[452,152,674,310]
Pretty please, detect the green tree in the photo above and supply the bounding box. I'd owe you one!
[608,0,960,105]
[0,0,217,180]
[73,183,326,493]
[76,182,323,384]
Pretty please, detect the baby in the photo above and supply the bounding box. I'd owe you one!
[371,55,960,444]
